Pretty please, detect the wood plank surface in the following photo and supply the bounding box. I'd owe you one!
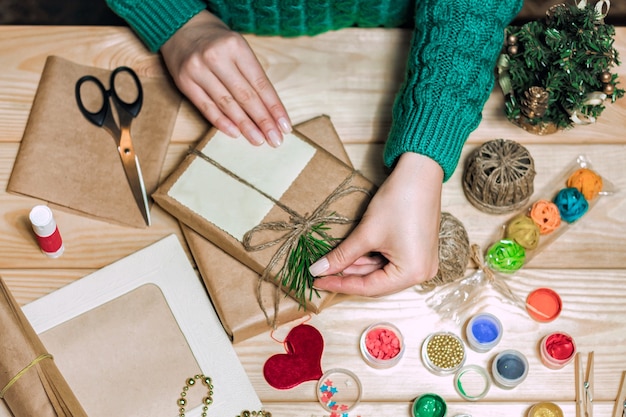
[1,25,625,417]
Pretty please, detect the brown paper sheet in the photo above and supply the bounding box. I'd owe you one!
[7,55,182,228]
[39,284,202,417]
[183,115,352,342]
[0,276,87,417]
[154,118,376,312]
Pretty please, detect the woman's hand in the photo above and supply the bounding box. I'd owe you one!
[161,10,292,147]
[310,152,443,296]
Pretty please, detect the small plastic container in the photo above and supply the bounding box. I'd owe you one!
[317,368,362,413]
[412,393,447,417]
[454,365,491,401]
[491,349,529,389]
[527,402,564,417]
[359,322,404,369]
[421,332,466,376]
[540,332,576,369]
[465,312,503,353]
[526,288,562,322]
[29,205,64,258]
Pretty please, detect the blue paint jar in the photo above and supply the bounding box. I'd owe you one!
[491,349,529,389]
[465,312,503,353]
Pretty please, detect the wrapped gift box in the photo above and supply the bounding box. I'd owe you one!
[154,116,375,313]
[180,116,354,342]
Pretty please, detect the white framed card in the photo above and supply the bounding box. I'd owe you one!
[2,234,261,417]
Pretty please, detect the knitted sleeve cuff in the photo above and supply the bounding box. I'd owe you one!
[107,0,207,52]
[383,101,479,182]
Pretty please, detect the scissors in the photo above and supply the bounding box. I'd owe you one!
[75,66,151,226]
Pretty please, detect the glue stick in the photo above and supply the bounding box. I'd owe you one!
[29,205,64,258]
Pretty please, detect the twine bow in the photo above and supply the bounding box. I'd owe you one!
[243,172,371,327]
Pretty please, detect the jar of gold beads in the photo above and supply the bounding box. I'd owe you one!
[421,332,466,376]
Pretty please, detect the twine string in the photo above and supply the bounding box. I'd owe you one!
[0,353,53,399]
[189,148,371,327]
[471,244,551,319]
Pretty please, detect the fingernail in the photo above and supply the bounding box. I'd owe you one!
[268,129,283,147]
[309,257,329,277]
[278,117,292,134]
[226,125,241,138]
[248,129,265,146]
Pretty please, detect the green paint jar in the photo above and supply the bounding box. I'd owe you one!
[412,393,447,417]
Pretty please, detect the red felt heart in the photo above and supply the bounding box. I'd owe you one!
[263,324,324,390]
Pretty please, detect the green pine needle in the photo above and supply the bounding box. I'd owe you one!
[278,221,338,309]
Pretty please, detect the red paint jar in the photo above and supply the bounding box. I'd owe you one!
[29,205,64,258]
[359,322,404,369]
[540,332,576,369]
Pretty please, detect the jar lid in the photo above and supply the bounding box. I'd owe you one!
[454,365,491,401]
[317,368,362,413]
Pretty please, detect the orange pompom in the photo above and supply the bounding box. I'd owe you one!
[566,168,603,200]
[530,199,561,235]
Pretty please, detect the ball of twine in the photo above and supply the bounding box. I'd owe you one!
[463,139,536,214]
[505,214,540,250]
[553,187,589,223]
[566,168,603,200]
[420,212,471,291]
[530,199,562,235]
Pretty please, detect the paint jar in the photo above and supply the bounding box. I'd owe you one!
[29,205,64,258]
[526,288,562,322]
[412,393,447,417]
[454,365,491,401]
[491,349,529,389]
[317,368,362,413]
[465,312,503,353]
[527,402,564,417]
[360,322,404,369]
[421,332,466,376]
[540,332,576,369]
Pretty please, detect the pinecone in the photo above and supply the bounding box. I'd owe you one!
[520,86,550,118]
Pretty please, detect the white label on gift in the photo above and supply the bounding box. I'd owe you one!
[169,130,316,241]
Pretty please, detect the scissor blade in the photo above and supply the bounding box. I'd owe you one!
[118,147,151,226]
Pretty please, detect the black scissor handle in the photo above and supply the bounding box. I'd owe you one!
[75,75,110,127]
[110,66,143,117]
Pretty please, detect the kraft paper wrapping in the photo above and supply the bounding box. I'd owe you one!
[7,56,181,228]
[154,117,375,313]
[182,116,351,342]
[0,276,87,417]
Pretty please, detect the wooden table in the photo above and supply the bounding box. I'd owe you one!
[1,25,626,416]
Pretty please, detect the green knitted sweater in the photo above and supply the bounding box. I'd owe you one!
[106,0,522,181]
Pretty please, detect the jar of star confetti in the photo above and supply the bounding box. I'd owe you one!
[421,332,466,376]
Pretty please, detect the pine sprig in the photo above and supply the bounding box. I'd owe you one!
[278,221,338,308]
[502,2,624,130]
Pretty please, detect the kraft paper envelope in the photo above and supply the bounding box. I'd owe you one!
[7,55,181,228]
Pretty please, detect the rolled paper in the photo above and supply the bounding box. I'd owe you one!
[553,187,589,223]
[0,276,87,417]
[486,239,526,273]
[505,214,540,250]
[530,199,562,234]
[566,168,603,200]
